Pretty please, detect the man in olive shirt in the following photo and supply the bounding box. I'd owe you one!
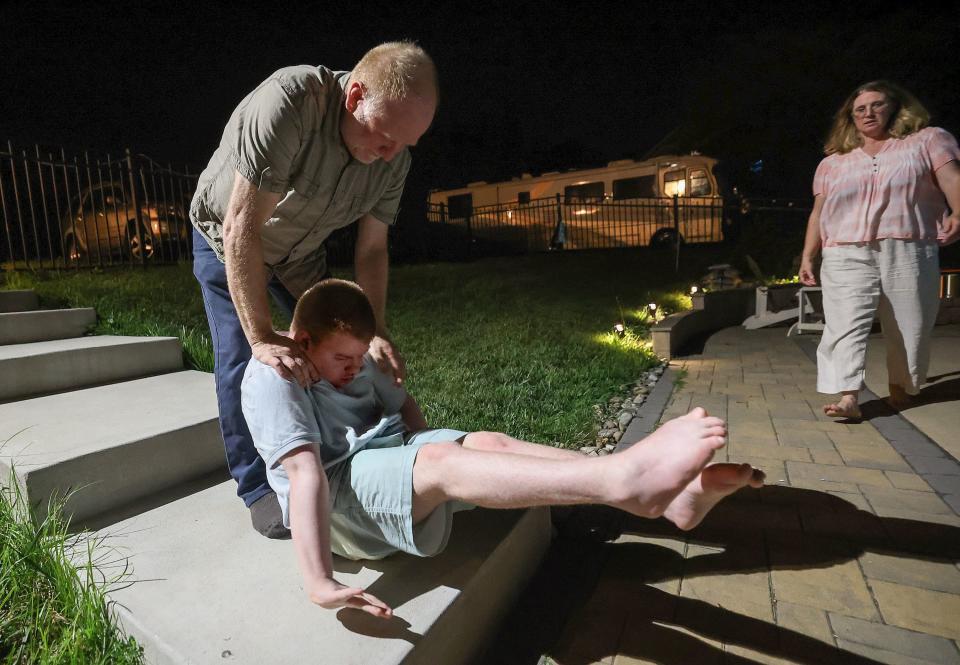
[191,42,437,538]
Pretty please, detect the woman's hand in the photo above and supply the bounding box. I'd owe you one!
[940,214,960,246]
[798,256,818,286]
[307,577,393,619]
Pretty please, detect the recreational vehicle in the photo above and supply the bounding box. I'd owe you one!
[427,154,725,251]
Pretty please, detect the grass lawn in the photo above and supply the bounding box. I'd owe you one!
[0,247,723,443]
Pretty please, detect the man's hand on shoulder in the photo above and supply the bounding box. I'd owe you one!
[369,334,406,386]
[307,577,393,619]
[251,331,320,387]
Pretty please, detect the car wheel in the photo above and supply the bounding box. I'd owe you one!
[127,222,155,261]
[650,228,681,249]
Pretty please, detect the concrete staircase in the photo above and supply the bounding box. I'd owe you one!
[0,289,550,665]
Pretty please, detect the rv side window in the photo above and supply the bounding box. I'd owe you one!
[517,191,530,204]
[663,170,686,197]
[447,193,473,219]
[689,169,711,196]
[564,181,604,204]
[612,175,656,199]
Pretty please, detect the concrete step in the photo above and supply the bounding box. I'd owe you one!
[0,307,97,345]
[0,370,223,524]
[0,335,183,401]
[96,481,551,665]
[0,289,39,313]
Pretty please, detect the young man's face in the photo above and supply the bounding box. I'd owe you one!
[301,331,370,388]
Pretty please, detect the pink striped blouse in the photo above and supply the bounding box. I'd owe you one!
[813,127,960,246]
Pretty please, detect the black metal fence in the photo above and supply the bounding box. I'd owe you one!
[426,194,726,255]
[1,141,198,270]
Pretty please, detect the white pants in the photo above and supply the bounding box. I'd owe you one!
[817,239,940,395]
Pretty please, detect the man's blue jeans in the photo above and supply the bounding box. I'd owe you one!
[192,228,300,507]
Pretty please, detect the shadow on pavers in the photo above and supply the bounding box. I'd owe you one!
[907,377,960,410]
[854,381,960,419]
[484,485,960,665]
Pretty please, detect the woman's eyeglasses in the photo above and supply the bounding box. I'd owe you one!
[852,101,888,118]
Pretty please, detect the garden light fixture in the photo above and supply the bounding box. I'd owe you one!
[648,302,660,323]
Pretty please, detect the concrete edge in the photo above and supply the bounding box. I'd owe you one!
[651,287,756,359]
[0,336,185,402]
[405,506,553,665]
[0,307,98,344]
[22,419,224,525]
[614,366,677,451]
[114,602,189,665]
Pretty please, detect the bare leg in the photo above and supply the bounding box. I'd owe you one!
[823,390,861,419]
[461,431,582,460]
[412,407,726,523]
[662,463,765,530]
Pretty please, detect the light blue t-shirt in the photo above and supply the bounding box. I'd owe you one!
[241,355,408,526]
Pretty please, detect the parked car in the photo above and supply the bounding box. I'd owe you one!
[60,182,190,262]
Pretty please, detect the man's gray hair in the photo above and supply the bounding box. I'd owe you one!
[352,41,437,116]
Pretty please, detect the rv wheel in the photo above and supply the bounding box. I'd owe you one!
[650,228,681,249]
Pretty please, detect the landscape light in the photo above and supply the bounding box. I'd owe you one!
[648,302,659,323]
[614,323,625,338]
[690,285,699,295]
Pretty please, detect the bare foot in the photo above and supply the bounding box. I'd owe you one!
[885,384,916,411]
[823,394,861,419]
[611,407,728,519]
[663,463,765,530]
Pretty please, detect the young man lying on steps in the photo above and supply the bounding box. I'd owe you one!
[241,279,765,618]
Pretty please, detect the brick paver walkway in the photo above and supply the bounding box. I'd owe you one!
[548,326,960,665]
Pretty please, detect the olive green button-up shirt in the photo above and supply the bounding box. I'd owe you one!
[190,65,411,297]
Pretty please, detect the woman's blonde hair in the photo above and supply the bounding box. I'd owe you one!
[824,80,930,155]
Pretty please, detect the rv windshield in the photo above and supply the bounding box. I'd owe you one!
[689,169,711,196]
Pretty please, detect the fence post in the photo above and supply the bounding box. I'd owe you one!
[673,194,680,273]
[550,192,566,250]
[125,148,146,266]
[465,208,472,259]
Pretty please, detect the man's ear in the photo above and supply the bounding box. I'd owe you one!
[344,81,364,113]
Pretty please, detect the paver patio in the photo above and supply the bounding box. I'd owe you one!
[539,325,960,665]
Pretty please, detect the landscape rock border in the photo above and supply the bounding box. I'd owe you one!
[579,363,668,456]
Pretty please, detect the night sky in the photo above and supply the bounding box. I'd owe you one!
[3,1,959,214]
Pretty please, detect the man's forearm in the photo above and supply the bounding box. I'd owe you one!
[222,171,283,346]
[354,215,390,332]
[355,246,388,332]
[225,223,274,344]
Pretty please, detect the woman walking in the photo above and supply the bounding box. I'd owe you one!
[799,81,960,418]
